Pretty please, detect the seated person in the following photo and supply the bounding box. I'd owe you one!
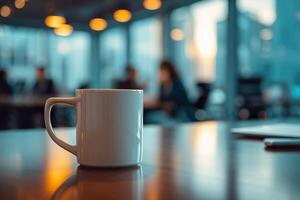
[0,69,12,95]
[32,67,56,96]
[158,60,190,118]
[0,69,12,129]
[115,66,146,90]
[31,67,56,128]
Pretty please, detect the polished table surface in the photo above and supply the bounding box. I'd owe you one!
[0,121,300,200]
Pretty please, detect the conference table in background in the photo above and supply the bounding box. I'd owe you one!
[0,120,300,200]
[0,95,159,109]
[0,95,161,129]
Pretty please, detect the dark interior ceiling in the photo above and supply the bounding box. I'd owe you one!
[0,0,203,31]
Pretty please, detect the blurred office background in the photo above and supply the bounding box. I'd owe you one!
[1,0,300,129]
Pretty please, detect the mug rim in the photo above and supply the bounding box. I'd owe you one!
[76,89,143,92]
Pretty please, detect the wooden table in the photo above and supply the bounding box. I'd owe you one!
[0,121,300,200]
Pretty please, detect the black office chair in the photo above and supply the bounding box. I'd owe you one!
[194,83,210,109]
[191,83,211,121]
[237,77,265,120]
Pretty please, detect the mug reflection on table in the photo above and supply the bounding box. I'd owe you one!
[51,165,144,200]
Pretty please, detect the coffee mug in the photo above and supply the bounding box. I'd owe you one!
[44,89,143,167]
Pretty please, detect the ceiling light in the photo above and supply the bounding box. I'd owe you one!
[0,6,11,17]
[89,18,107,31]
[45,15,66,28]
[15,0,25,9]
[113,9,132,23]
[143,0,161,11]
[54,24,73,37]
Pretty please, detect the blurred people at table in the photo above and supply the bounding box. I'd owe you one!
[158,60,190,117]
[32,67,56,96]
[0,69,13,96]
[115,66,146,90]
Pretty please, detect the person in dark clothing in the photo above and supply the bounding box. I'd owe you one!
[0,69,13,95]
[116,66,146,90]
[32,67,56,96]
[31,67,56,128]
[158,60,189,117]
[0,69,13,130]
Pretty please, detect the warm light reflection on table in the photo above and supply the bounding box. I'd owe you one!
[45,129,75,195]
[192,121,217,162]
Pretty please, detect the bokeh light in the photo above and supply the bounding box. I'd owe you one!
[170,28,184,41]
[15,0,26,9]
[113,9,132,23]
[0,6,11,17]
[260,29,273,40]
[54,24,73,37]
[143,0,161,11]
[89,18,107,31]
[45,15,66,28]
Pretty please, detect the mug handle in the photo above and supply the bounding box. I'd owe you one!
[44,97,79,155]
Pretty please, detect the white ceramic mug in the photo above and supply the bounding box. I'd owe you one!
[44,89,143,167]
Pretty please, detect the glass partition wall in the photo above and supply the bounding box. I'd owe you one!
[237,0,300,119]
[170,0,228,120]
[0,25,90,93]
[130,17,162,96]
[2,0,298,123]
